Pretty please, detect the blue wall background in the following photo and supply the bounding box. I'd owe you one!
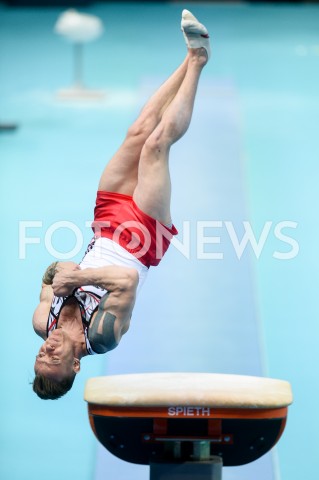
[1,2,318,480]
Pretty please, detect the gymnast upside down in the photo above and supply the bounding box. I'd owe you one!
[32,9,211,399]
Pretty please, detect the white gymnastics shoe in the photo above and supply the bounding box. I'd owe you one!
[181,9,211,60]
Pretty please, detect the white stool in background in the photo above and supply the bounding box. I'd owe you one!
[54,9,105,100]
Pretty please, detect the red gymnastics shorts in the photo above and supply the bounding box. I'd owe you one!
[91,191,178,268]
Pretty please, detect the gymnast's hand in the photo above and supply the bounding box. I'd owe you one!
[52,262,81,297]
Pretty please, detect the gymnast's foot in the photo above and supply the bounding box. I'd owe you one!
[181,9,211,62]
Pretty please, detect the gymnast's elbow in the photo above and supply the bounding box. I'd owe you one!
[122,268,139,293]
[115,270,139,305]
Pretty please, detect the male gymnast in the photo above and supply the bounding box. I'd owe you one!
[32,9,211,399]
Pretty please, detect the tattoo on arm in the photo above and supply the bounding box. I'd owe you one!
[42,262,58,285]
[88,295,118,353]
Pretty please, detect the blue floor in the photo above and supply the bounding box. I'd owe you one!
[1,2,319,480]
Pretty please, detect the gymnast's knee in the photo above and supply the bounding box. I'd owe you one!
[143,126,172,156]
[126,113,158,143]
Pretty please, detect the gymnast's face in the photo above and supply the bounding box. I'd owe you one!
[34,329,78,381]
